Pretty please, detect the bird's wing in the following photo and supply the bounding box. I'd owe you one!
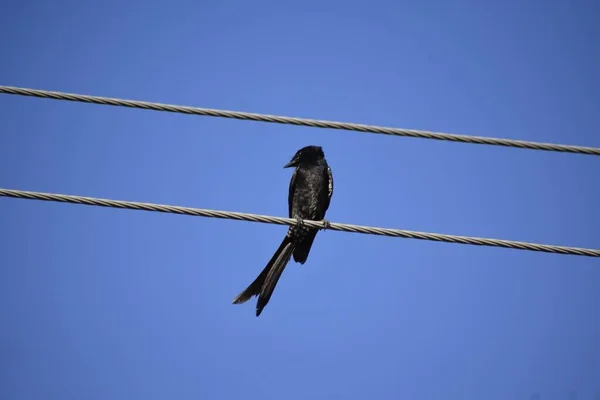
[288,168,298,218]
[326,166,334,208]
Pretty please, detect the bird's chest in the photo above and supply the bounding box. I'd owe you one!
[291,169,326,219]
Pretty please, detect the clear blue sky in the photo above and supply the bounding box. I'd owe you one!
[1,1,599,399]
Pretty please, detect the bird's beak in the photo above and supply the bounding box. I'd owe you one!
[283,159,298,168]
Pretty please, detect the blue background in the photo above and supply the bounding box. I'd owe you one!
[1,1,599,399]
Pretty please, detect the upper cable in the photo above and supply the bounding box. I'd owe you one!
[1,85,599,155]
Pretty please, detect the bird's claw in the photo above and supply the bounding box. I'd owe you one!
[295,218,305,229]
[321,219,331,230]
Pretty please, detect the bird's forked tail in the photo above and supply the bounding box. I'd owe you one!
[232,234,295,316]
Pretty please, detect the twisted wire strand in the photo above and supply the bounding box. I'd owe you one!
[1,85,599,156]
[1,188,598,258]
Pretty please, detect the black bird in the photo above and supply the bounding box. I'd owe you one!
[232,145,334,316]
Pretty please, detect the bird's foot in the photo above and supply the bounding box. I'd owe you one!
[321,219,331,230]
[295,218,305,229]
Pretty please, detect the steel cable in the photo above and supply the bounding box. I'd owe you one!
[1,85,599,155]
[1,188,598,258]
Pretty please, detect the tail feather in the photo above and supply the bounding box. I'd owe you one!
[256,241,295,316]
[231,264,270,305]
[232,235,295,316]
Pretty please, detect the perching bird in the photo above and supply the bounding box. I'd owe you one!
[232,145,334,316]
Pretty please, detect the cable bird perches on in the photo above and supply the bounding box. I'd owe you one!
[1,188,598,258]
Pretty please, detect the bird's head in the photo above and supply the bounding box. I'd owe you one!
[284,145,326,168]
